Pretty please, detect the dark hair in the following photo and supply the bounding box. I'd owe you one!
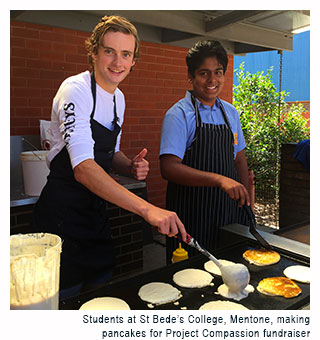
[85,15,140,68]
[186,40,228,77]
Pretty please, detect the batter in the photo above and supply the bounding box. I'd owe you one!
[283,265,310,283]
[138,282,182,305]
[217,283,254,301]
[204,259,234,276]
[173,268,213,288]
[79,297,130,310]
[200,300,248,310]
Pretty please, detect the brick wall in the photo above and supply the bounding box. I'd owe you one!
[10,20,234,208]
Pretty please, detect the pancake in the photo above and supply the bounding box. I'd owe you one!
[257,277,302,298]
[217,283,254,301]
[283,265,310,283]
[173,268,213,288]
[138,282,181,305]
[243,249,280,266]
[204,259,235,276]
[199,300,248,310]
[79,297,130,310]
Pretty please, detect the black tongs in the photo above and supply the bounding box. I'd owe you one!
[243,204,272,250]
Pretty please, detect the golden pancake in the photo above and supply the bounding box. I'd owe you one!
[243,249,280,266]
[257,277,302,298]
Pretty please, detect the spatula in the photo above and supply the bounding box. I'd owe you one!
[243,204,272,249]
[181,234,250,292]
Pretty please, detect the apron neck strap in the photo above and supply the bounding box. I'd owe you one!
[190,91,232,132]
[112,95,119,126]
[189,91,201,127]
[217,98,233,132]
[90,72,119,126]
[90,72,97,120]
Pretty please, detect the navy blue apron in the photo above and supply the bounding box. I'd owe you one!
[166,92,248,261]
[33,73,121,289]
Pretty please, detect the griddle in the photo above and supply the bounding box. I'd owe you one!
[60,240,310,310]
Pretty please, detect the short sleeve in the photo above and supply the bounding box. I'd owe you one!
[160,107,188,160]
[232,107,246,155]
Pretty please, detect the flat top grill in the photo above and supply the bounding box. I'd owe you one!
[60,240,310,310]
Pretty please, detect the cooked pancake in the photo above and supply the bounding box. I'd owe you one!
[283,265,310,283]
[257,277,302,298]
[173,268,213,288]
[204,259,235,276]
[138,282,181,305]
[243,249,280,266]
[79,297,130,310]
[199,300,248,310]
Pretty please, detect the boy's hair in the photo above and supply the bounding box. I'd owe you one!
[186,40,228,76]
[85,15,140,68]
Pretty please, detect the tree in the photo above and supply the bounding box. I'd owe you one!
[233,62,310,215]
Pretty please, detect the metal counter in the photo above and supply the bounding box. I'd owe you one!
[11,135,146,207]
[220,223,310,259]
[11,174,146,208]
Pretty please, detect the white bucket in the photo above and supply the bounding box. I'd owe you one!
[20,151,49,196]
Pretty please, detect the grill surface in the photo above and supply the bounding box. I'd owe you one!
[60,240,310,310]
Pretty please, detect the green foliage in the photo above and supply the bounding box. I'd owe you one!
[233,62,310,197]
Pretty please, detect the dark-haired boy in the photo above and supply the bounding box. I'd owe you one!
[160,40,250,261]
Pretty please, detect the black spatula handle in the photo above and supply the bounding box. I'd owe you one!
[243,204,272,250]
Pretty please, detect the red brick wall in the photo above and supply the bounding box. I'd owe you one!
[10,20,234,207]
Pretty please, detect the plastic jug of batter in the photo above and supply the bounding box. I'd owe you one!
[10,233,62,310]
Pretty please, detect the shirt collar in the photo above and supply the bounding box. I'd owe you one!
[186,91,221,111]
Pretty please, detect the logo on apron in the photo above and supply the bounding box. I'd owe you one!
[234,132,238,145]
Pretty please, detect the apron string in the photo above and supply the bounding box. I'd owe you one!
[217,98,233,133]
[90,72,96,120]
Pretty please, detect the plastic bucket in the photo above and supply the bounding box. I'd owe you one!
[20,151,49,196]
[10,233,62,310]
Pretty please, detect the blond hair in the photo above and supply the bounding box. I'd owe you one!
[85,15,140,68]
